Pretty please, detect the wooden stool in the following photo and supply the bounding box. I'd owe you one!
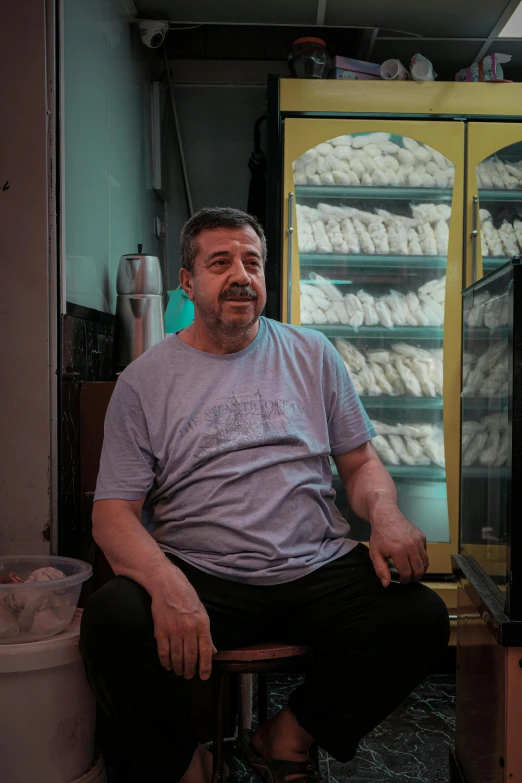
[211,643,318,783]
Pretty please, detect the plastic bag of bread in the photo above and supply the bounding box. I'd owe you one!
[0,605,19,639]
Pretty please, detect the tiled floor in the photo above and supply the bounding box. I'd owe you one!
[102,659,456,783]
[229,668,456,783]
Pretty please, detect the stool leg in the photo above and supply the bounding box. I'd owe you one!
[212,668,227,783]
[238,674,253,733]
[309,742,320,770]
[257,672,268,725]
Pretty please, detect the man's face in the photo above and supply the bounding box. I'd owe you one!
[181,226,267,333]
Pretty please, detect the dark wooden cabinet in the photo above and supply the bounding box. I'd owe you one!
[80,382,117,597]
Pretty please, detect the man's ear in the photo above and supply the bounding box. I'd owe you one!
[179,268,195,302]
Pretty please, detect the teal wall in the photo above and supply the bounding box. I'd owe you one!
[64,0,161,313]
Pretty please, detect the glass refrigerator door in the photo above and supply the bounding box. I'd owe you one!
[466,122,522,285]
[461,268,510,607]
[283,119,465,574]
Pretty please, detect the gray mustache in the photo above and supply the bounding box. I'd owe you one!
[220,285,258,300]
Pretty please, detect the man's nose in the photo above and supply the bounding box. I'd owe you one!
[229,259,251,284]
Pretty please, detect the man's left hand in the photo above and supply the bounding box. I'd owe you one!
[368,501,429,587]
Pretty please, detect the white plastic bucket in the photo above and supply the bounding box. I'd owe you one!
[0,609,97,783]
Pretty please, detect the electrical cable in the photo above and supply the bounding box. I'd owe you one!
[163,48,194,216]
[167,24,203,31]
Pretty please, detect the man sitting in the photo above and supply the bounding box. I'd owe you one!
[80,207,449,783]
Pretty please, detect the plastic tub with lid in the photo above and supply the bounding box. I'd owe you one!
[0,555,92,644]
[0,609,98,783]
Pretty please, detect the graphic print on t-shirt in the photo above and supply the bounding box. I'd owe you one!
[195,389,305,460]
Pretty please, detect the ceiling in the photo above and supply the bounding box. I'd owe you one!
[134,0,522,79]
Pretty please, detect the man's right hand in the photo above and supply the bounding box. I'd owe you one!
[150,570,216,680]
[91,499,217,679]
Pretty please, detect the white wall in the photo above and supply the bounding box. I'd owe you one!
[165,84,266,285]
[63,0,162,313]
[0,0,53,554]
[174,85,266,211]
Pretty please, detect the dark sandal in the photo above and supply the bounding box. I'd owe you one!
[240,730,322,783]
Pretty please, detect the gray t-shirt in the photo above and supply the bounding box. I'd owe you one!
[95,317,376,585]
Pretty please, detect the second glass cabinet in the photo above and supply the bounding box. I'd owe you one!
[460,258,522,620]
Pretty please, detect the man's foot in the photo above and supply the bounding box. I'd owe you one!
[251,706,315,781]
[180,743,214,783]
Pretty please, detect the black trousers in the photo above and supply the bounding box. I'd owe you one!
[79,544,449,783]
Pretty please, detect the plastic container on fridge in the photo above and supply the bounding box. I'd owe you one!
[288,37,330,79]
[0,555,92,644]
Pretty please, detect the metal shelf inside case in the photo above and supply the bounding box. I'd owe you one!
[300,254,447,273]
[360,396,443,410]
[478,189,522,202]
[303,325,444,340]
[332,464,446,481]
[295,186,453,202]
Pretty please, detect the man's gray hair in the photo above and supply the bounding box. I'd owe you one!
[180,207,267,275]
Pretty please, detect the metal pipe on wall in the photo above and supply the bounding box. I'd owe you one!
[163,47,194,217]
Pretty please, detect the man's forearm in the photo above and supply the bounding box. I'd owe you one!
[345,456,398,523]
[335,443,428,584]
[92,503,186,595]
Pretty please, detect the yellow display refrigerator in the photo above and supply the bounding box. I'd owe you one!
[265,78,522,611]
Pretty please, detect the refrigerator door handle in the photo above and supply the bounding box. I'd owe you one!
[471,194,479,283]
[287,191,294,323]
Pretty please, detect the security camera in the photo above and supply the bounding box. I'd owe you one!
[139,20,168,49]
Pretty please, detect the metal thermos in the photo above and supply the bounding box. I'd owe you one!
[116,248,163,295]
[114,246,165,369]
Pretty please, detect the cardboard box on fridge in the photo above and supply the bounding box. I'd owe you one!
[329,55,382,80]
